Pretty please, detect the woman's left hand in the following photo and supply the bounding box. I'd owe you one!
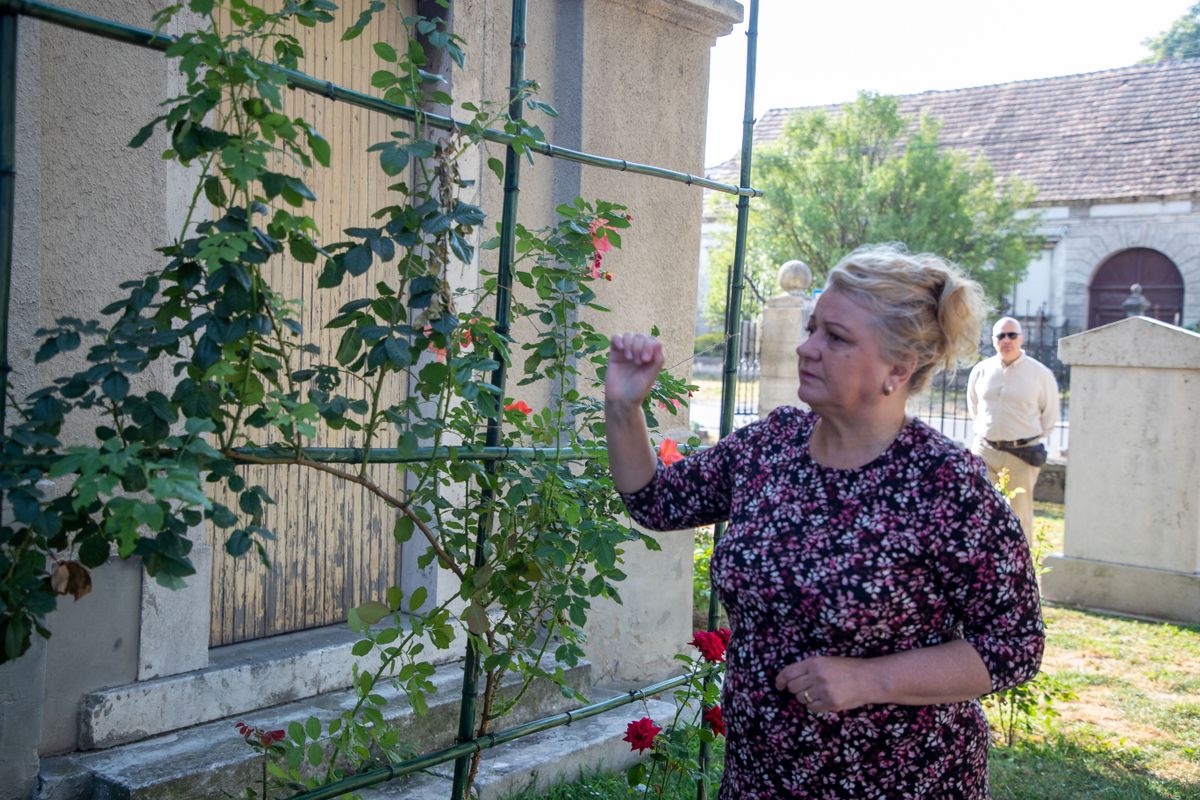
[774,656,879,713]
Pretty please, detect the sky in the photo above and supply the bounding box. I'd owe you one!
[705,0,1194,167]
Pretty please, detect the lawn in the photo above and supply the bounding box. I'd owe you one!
[510,503,1200,800]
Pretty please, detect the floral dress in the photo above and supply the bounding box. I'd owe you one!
[620,407,1044,799]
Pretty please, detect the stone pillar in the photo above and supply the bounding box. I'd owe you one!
[758,260,813,418]
[1042,317,1200,622]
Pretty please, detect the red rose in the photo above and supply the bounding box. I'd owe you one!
[715,627,731,646]
[623,717,662,753]
[504,400,533,415]
[689,630,726,663]
[703,705,725,736]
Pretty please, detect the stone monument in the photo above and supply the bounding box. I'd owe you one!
[1042,316,1200,623]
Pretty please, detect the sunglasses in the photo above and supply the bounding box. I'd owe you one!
[994,331,1020,340]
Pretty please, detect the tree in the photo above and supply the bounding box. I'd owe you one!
[1142,2,1200,62]
[704,93,1041,326]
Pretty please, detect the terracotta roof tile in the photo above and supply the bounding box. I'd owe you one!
[706,61,1200,204]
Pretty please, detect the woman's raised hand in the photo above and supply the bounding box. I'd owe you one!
[605,333,665,409]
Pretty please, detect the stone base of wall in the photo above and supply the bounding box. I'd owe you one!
[1042,555,1200,624]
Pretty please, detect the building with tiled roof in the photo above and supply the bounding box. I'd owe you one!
[705,61,1200,331]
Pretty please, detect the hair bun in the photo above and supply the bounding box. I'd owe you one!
[826,245,990,393]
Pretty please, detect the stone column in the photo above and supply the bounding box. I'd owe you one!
[1042,317,1200,622]
[758,260,813,418]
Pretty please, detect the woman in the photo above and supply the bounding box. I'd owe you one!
[606,245,1044,798]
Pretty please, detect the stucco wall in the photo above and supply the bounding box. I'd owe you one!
[575,0,735,683]
[7,0,181,758]
[1,1,189,790]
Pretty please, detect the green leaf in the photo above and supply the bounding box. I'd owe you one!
[305,716,321,740]
[464,602,487,635]
[355,600,390,625]
[289,235,318,263]
[487,157,505,182]
[383,337,411,368]
[203,176,228,207]
[351,639,373,657]
[101,372,130,402]
[393,516,415,543]
[129,115,166,149]
[288,720,306,744]
[343,244,373,276]
[185,416,216,435]
[335,327,363,366]
[318,257,346,289]
[379,144,409,177]
[373,41,398,62]
[225,530,252,557]
[306,127,331,167]
[408,586,428,611]
[405,140,436,158]
[78,536,111,568]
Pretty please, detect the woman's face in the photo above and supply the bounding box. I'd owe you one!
[795,290,896,415]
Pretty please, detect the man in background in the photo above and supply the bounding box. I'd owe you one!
[967,317,1061,542]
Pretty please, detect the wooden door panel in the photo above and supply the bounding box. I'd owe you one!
[1087,248,1184,329]
[209,3,412,645]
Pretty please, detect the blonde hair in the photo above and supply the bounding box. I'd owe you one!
[824,244,989,394]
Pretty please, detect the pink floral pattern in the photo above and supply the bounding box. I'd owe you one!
[620,407,1044,798]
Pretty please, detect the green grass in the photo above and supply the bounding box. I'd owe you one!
[513,503,1200,799]
[989,735,1198,799]
[503,740,725,800]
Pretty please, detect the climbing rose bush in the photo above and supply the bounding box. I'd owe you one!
[0,3,699,800]
[624,631,728,797]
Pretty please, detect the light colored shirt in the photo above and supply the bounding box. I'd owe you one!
[967,352,1060,442]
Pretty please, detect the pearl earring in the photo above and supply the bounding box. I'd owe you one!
[883,384,894,396]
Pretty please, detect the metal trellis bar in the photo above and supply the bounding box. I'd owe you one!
[448,1,526,796]
[0,0,760,199]
[288,670,712,800]
[698,1,759,797]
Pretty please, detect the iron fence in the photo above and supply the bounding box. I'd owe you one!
[915,318,1075,456]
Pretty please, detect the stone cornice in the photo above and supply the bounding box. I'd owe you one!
[603,0,743,38]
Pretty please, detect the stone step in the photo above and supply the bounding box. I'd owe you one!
[80,623,464,750]
[355,692,679,800]
[36,658,593,800]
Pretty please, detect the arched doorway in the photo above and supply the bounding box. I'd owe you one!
[1087,248,1184,329]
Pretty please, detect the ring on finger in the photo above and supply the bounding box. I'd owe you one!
[802,689,813,704]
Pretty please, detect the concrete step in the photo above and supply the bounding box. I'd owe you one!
[356,692,679,800]
[35,658,593,800]
[79,622,464,750]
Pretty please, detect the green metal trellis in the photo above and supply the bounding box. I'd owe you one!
[0,0,762,797]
